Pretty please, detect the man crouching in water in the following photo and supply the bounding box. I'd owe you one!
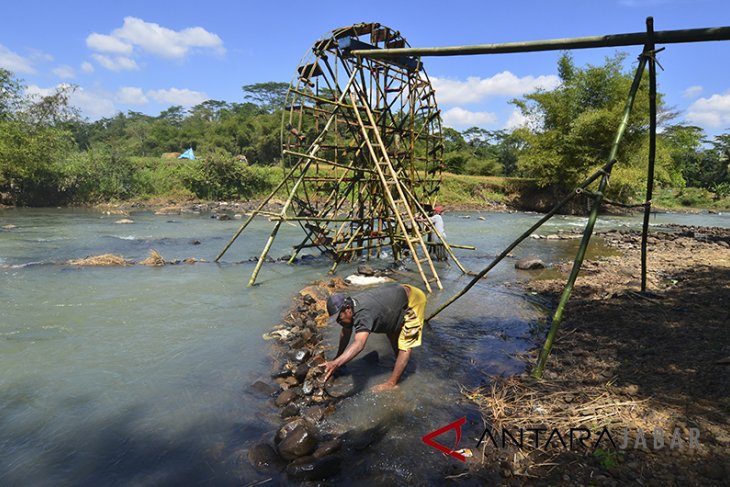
[322,283,427,393]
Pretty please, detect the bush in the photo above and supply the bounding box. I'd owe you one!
[181,149,278,200]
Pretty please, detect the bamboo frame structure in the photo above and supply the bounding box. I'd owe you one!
[356,17,730,377]
[216,24,470,290]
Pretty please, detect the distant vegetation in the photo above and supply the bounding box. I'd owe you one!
[1,54,728,209]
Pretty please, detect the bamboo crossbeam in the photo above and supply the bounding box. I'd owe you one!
[352,26,730,58]
[283,149,376,173]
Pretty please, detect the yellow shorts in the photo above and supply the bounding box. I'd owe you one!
[398,285,427,350]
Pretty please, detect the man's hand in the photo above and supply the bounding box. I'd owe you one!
[323,360,339,382]
[372,382,398,393]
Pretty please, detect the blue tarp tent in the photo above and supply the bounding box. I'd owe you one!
[178,148,196,160]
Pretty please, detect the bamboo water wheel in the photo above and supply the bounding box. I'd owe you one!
[217,23,467,290]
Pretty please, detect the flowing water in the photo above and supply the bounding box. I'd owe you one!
[1,208,727,485]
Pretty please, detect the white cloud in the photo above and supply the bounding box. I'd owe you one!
[81,61,94,73]
[25,84,55,98]
[441,107,498,128]
[91,53,139,71]
[116,86,149,105]
[686,91,730,129]
[71,87,117,119]
[86,33,133,55]
[683,85,703,99]
[432,71,561,105]
[0,44,35,73]
[147,88,208,106]
[87,17,224,61]
[505,108,529,130]
[52,65,75,79]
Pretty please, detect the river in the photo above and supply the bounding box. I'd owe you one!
[1,207,727,485]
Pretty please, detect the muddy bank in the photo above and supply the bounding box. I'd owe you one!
[468,225,730,486]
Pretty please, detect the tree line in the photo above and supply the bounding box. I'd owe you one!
[1,53,728,207]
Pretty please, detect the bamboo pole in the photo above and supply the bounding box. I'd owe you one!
[641,17,658,292]
[352,26,730,59]
[214,163,300,262]
[425,159,616,322]
[532,54,649,379]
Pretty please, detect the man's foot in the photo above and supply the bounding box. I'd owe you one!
[372,382,398,393]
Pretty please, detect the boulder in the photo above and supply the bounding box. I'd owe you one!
[286,454,341,481]
[247,443,285,472]
[275,389,298,407]
[281,404,299,419]
[249,380,277,396]
[515,258,545,270]
[357,264,375,276]
[276,419,318,460]
[324,374,356,398]
[302,405,325,423]
[312,439,341,458]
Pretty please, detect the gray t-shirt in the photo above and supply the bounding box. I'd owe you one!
[350,284,408,335]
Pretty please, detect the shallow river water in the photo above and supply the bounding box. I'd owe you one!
[1,208,727,485]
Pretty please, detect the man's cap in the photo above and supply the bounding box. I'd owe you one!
[326,293,347,318]
[434,206,444,214]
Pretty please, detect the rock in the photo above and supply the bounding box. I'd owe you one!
[282,376,299,388]
[313,439,341,458]
[302,294,317,305]
[276,421,318,460]
[302,380,315,395]
[515,258,545,270]
[115,218,134,224]
[289,337,306,350]
[300,328,314,343]
[324,375,356,398]
[286,454,341,480]
[275,389,298,407]
[302,405,325,423]
[281,404,299,419]
[191,239,201,245]
[290,349,311,364]
[294,363,310,382]
[249,380,277,396]
[2,224,17,229]
[357,264,375,276]
[271,368,292,379]
[247,443,285,472]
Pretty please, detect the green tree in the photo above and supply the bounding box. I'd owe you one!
[242,82,289,113]
[513,52,678,200]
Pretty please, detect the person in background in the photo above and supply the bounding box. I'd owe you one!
[428,205,447,261]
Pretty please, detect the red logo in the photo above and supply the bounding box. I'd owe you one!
[422,417,467,462]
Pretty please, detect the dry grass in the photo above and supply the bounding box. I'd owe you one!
[140,249,165,266]
[68,254,129,266]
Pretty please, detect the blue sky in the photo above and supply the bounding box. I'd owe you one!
[2,0,729,135]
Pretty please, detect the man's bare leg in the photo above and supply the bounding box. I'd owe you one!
[372,348,411,393]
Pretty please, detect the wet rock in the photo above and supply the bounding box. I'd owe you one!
[272,368,292,379]
[302,380,315,395]
[249,380,277,396]
[286,454,341,480]
[290,349,311,364]
[247,443,285,472]
[302,405,325,423]
[275,389,299,407]
[289,337,306,350]
[313,439,341,458]
[281,376,299,388]
[281,404,299,419]
[276,419,318,460]
[324,375,356,398]
[357,264,375,276]
[300,328,314,343]
[302,294,317,305]
[191,239,201,245]
[115,218,134,224]
[515,258,545,270]
[342,423,388,451]
[294,363,310,382]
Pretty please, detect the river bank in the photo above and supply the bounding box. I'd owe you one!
[466,225,730,486]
